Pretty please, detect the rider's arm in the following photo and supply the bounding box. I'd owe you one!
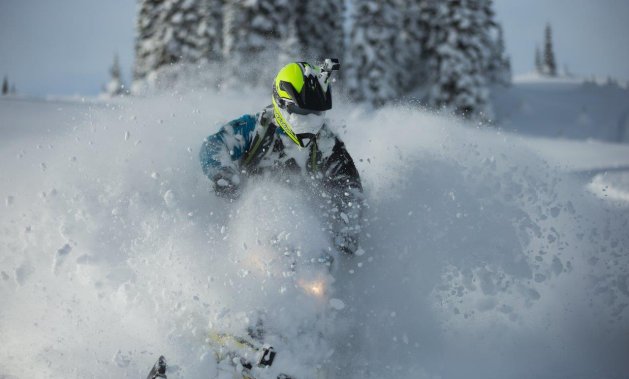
[320,137,365,255]
[199,114,257,196]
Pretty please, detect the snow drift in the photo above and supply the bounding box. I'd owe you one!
[0,90,628,379]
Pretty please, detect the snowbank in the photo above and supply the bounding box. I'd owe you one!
[1,92,628,378]
[492,75,629,143]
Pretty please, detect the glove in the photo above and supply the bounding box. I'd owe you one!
[212,167,241,200]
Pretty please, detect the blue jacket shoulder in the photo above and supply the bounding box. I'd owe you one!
[199,114,259,178]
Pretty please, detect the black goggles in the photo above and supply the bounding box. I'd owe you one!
[285,102,324,116]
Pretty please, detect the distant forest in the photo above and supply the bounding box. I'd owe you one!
[132,0,512,118]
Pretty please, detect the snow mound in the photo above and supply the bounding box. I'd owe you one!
[588,170,629,204]
[492,76,629,143]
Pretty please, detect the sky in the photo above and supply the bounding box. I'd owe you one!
[1,0,629,97]
[493,0,629,81]
[0,0,136,97]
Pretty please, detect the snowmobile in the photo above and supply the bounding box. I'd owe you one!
[145,229,337,379]
[208,243,335,379]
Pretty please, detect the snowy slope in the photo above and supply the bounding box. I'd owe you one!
[492,74,629,143]
[1,91,629,379]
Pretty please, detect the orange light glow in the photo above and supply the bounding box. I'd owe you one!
[299,279,326,298]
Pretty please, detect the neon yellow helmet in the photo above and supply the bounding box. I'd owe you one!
[272,60,339,146]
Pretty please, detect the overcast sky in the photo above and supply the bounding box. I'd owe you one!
[1,0,628,97]
[0,0,136,97]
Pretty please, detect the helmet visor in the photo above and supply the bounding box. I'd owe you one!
[279,79,332,112]
[286,101,324,116]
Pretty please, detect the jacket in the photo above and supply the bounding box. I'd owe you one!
[199,106,364,254]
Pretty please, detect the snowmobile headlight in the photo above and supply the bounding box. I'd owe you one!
[298,278,327,298]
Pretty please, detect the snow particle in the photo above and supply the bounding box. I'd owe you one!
[57,244,72,257]
[340,212,349,224]
[113,350,131,368]
[163,190,176,207]
[550,206,561,218]
[52,243,73,274]
[329,298,345,310]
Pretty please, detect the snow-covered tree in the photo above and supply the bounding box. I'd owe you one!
[419,0,492,118]
[105,54,125,97]
[346,0,400,107]
[295,0,345,61]
[134,0,219,83]
[470,0,510,87]
[1,76,8,95]
[134,0,167,81]
[10,84,16,94]
[394,0,425,94]
[486,24,511,86]
[279,15,300,66]
[535,45,543,74]
[543,23,557,76]
[223,0,294,85]
[202,0,224,62]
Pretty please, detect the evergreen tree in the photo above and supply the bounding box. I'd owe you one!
[223,0,294,85]
[10,84,16,94]
[534,45,542,74]
[471,0,510,87]
[134,0,218,82]
[202,0,224,61]
[486,24,511,86]
[1,76,8,95]
[395,0,425,94]
[279,15,300,66]
[295,0,345,61]
[420,0,492,118]
[543,23,557,76]
[134,0,166,81]
[563,64,573,77]
[105,54,125,96]
[346,0,400,107]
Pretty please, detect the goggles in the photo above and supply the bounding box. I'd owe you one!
[285,101,324,116]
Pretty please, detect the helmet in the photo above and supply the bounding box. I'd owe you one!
[272,61,336,147]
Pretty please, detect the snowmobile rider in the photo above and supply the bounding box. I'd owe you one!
[199,60,363,255]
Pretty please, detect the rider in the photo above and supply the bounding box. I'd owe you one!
[199,60,363,255]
